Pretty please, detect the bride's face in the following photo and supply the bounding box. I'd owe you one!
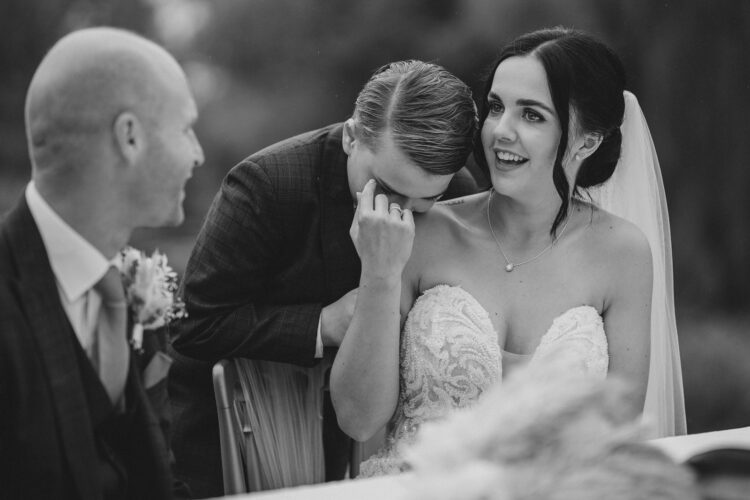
[481,55,563,202]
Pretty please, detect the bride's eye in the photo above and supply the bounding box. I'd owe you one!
[488,99,504,114]
[523,109,544,122]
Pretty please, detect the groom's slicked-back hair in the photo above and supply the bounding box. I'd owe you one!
[353,60,477,175]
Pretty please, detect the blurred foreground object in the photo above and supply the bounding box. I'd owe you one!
[405,357,698,500]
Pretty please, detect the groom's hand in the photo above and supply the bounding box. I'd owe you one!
[320,288,359,347]
[350,179,415,281]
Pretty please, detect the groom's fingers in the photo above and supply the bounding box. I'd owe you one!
[351,193,361,227]
[374,192,389,214]
[401,208,414,228]
[360,179,376,213]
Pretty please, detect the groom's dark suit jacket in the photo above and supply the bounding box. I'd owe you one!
[168,123,478,497]
[0,199,187,500]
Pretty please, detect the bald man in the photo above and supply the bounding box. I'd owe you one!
[0,27,202,499]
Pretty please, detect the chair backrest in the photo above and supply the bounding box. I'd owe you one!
[212,360,251,494]
[212,358,365,494]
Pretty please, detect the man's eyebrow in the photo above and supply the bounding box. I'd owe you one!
[376,176,446,201]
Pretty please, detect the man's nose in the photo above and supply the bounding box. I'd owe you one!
[192,131,205,168]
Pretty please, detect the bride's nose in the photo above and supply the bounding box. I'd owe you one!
[490,111,517,143]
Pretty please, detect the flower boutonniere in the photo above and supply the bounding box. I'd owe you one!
[118,246,187,351]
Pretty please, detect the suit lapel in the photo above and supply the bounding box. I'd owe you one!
[319,124,360,302]
[5,199,101,500]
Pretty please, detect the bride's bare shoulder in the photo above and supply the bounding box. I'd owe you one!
[414,192,488,240]
[405,192,487,284]
[576,201,652,274]
[439,191,488,212]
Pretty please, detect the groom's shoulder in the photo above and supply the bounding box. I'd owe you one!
[243,123,343,172]
[224,123,344,198]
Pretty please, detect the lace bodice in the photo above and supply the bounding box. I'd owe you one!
[359,285,608,477]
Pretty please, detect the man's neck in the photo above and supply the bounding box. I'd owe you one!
[36,182,131,259]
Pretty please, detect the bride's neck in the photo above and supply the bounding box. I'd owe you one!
[487,190,565,243]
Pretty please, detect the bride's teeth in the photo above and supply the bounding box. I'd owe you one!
[496,151,525,162]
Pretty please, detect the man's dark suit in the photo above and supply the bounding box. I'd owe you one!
[169,123,478,497]
[0,198,186,500]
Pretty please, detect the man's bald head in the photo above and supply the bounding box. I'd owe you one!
[25,27,189,178]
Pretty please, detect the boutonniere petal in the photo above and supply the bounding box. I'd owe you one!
[118,247,187,351]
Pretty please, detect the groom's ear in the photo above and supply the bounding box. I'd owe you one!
[342,118,357,156]
[113,111,144,164]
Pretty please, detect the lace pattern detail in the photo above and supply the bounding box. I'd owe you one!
[397,286,502,432]
[360,286,501,478]
[532,305,608,378]
[359,286,608,478]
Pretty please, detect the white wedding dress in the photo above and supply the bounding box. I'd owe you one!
[359,284,608,477]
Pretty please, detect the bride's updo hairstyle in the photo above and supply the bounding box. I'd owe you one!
[476,27,627,234]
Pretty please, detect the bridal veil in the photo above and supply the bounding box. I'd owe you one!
[589,91,687,437]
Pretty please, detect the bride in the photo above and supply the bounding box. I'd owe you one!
[330,27,686,477]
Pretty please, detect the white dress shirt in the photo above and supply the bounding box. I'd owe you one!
[26,182,324,359]
[26,182,113,358]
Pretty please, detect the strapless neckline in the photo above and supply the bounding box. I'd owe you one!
[360,283,608,477]
[416,284,602,355]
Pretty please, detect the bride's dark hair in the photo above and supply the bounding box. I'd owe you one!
[475,27,627,235]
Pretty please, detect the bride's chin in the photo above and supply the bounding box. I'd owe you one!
[489,174,519,194]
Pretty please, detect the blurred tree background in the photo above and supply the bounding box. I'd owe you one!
[2,0,749,433]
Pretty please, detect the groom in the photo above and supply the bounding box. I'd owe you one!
[169,60,478,496]
[0,28,203,499]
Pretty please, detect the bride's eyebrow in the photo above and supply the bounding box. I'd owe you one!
[517,98,555,115]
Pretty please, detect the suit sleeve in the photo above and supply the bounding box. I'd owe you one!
[170,160,321,366]
[0,280,32,496]
[0,282,15,486]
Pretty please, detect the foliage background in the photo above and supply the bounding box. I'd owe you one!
[2,0,749,433]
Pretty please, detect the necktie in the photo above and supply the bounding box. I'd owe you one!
[94,265,129,406]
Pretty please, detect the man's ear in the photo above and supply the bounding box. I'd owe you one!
[113,111,144,164]
[342,118,357,156]
[575,132,603,161]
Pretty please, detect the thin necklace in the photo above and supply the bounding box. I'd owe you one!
[486,189,570,272]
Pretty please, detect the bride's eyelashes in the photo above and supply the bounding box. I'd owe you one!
[487,97,504,114]
[522,109,545,123]
[487,96,546,124]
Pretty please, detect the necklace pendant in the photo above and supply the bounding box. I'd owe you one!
[505,263,514,272]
